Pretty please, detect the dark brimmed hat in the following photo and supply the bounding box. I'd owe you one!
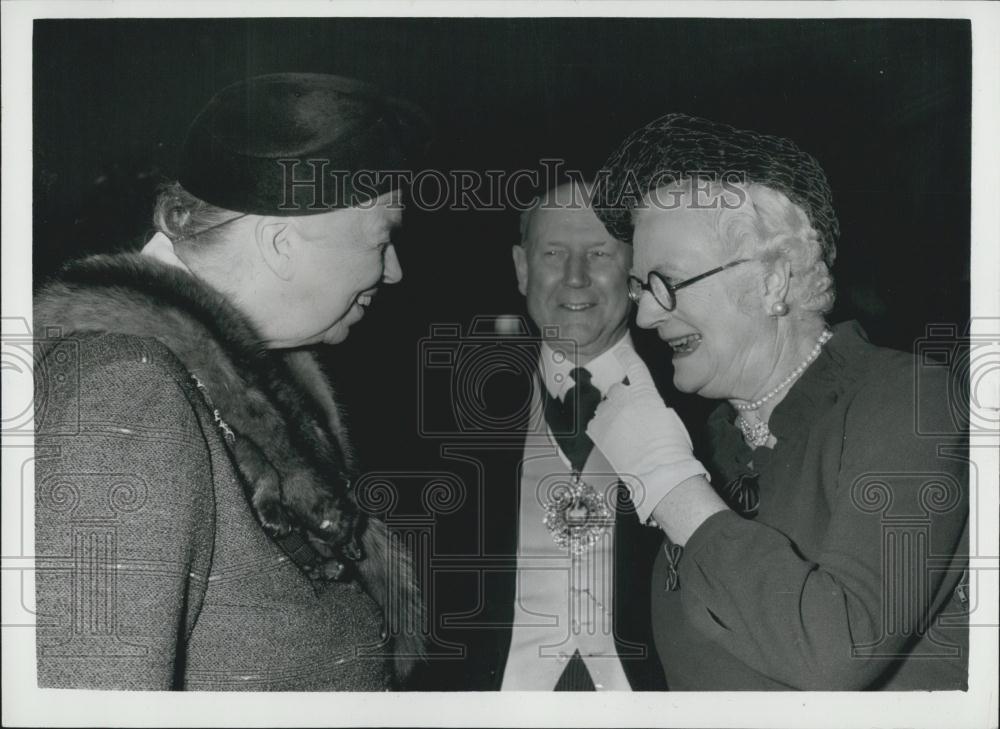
[593,113,839,266]
[179,73,431,216]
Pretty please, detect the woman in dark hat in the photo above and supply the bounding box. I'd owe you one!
[586,113,968,690]
[34,74,430,690]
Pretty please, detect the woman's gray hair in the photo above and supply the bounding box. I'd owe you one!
[718,182,836,314]
[152,181,237,244]
[593,113,840,269]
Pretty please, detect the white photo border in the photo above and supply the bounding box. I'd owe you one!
[3,2,998,728]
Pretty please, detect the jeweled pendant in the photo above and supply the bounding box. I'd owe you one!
[542,474,612,554]
[736,415,771,448]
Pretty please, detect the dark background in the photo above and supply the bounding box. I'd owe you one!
[33,16,971,491]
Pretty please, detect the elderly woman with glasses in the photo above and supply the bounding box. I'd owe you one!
[586,114,968,690]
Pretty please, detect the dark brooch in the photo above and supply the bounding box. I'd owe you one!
[722,472,760,517]
[663,543,683,592]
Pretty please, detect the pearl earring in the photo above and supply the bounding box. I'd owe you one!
[770,301,789,317]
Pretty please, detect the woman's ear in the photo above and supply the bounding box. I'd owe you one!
[762,256,792,313]
[256,218,295,281]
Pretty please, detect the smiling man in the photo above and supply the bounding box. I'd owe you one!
[487,180,668,691]
[512,181,633,362]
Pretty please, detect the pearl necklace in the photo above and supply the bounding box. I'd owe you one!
[734,329,833,412]
[734,329,833,448]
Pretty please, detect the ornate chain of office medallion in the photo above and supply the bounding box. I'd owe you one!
[542,474,613,554]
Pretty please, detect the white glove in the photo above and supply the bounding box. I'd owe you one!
[587,344,709,523]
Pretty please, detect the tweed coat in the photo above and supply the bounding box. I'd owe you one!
[33,253,421,690]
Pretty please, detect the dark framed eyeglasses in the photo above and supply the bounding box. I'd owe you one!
[627,259,751,311]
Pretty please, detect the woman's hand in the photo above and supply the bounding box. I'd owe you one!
[587,345,717,535]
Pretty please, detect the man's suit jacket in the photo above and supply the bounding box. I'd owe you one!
[417,341,667,690]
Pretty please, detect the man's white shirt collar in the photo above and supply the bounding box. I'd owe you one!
[539,332,633,400]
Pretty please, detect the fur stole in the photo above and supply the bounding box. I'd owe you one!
[34,252,424,681]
